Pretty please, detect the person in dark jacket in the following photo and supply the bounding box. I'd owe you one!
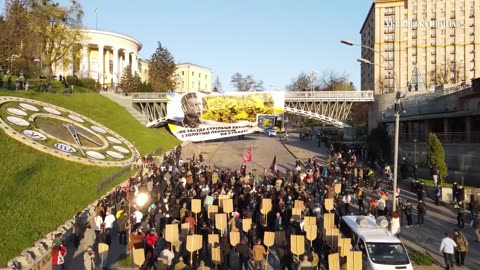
[417,200,426,226]
[235,238,251,270]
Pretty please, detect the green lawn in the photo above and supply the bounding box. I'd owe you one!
[0,89,179,265]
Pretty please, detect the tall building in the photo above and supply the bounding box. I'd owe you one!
[174,63,212,93]
[360,0,480,95]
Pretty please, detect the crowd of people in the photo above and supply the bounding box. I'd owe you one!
[54,137,479,270]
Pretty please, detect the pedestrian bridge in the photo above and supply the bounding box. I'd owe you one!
[130,90,374,127]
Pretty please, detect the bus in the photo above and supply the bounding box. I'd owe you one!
[339,215,413,270]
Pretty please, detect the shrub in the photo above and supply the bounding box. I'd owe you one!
[409,251,434,266]
[66,75,80,86]
[79,78,98,90]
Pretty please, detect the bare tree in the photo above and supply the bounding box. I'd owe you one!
[287,72,316,91]
[429,61,463,87]
[319,70,355,91]
[231,72,264,92]
[212,75,222,93]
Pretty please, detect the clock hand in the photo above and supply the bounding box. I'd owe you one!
[63,124,85,156]
[75,130,102,146]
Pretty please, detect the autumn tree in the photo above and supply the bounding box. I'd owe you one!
[148,41,176,92]
[231,72,264,92]
[119,65,141,93]
[27,0,84,79]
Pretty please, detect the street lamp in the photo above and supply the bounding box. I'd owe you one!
[355,59,404,213]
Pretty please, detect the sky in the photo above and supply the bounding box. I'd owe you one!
[2,0,372,92]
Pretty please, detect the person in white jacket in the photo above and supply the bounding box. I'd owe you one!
[439,232,457,270]
[390,211,401,237]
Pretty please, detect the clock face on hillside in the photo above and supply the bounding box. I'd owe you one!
[0,96,139,167]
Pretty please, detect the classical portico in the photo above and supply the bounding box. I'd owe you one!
[56,29,142,88]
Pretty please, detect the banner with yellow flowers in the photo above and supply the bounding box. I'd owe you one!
[166,91,285,141]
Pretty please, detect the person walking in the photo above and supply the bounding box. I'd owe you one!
[439,232,457,270]
[434,184,442,206]
[453,229,469,266]
[457,201,466,228]
[417,200,426,226]
[342,192,352,215]
[403,202,413,228]
[297,255,312,270]
[83,247,96,270]
[235,238,252,270]
[252,239,268,270]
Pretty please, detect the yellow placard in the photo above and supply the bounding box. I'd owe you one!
[292,208,302,220]
[334,183,342,194]
[222,199,233,214]
[218,195,230,208]
[212,246,222,265]
[294,200,304,209]
[186,234,202,252]
[346,251,363,270]
[264,231,275,247]
[191,199,202,213]
[323,213,335,229]
[215,213,227,231]
[324,228,340,248]
[260,198,272,215]
[194,234,203,251]
[132,247,145,266]
[165,224,179,243]
[305,224,317,242]
[290,235,305,256]
[208,205,218,220]
[230,231,240,246]
[242,218,252,233]
[304,216,316,226]
[328,253,340,270]
[324,198,334,211]
[340,238,351,257]
[208,234,219,245]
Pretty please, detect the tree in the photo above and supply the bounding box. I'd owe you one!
[319,70,355,91]
[28,0,84,79]
[287,72,317,91]
[366,126,391,162]
[429,62,464,87]
[148,41,176,92]
[427,133,448,184]
[119,65,141,93]
[212,76,222,93]
[230,72,264,92]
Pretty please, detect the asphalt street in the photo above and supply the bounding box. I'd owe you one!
[41,131,479,269]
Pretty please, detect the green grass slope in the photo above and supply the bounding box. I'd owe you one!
[0,90,179,265]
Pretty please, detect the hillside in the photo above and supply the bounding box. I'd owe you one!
[0,90,179,265]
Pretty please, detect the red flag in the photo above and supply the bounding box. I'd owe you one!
[242,148,252,163]
[269,155,277,172]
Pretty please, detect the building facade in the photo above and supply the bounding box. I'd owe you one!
[53,29,142,87]
[174,63,212,93]
[361,0,480,95]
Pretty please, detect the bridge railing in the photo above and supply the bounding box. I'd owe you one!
[131,90,375,102]
[132,92,168,100]
[285,90,374,101]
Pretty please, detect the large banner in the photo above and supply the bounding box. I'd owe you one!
[167,92,284,142]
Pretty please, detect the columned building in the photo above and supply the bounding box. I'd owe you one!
[53,29,142,87]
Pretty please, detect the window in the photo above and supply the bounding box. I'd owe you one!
[182,71,184,75]
[192,81,194,88]
[199,73,201,78]
[192,72,194,76]
[205,75,207,79]
[366,243,410,265]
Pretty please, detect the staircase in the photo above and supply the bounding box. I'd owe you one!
[99,91,148,125]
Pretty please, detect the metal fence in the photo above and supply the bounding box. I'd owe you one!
[96,147,163,193]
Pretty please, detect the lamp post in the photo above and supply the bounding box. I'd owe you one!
[356,58,403,213]
[413,139,417,165]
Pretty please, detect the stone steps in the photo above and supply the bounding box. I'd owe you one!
[99,91,148,125]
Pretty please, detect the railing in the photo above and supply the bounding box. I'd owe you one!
[131,91,375,102]
[285,90,374,101]
[132,92,168,100]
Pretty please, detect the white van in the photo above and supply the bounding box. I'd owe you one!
[339,215,413,270]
